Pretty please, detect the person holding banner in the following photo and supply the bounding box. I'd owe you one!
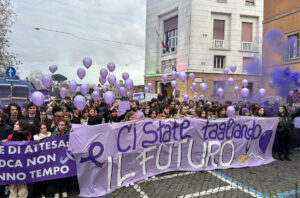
[158,104,172,119]
[195,108,207,119]
[33,123,52,198]
[7,120,31,198]
[0,111,12,197]
[5,103,25,128]
[51,119,71,198]
[149,108,158,119]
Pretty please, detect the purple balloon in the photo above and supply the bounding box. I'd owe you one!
[125,79,133,90]
[80,84,89,96]
[199,83,207,92]
[144,87,149,93]
[93,87,99,92]
[104,91,115,105]
[42,74,53,89]
[92,91,100,102]
[241,88,250,98]
[171,80,177,89]
[119,87,125,95]
[217,88,224,97]
[258,88,266,98]
[171,71,177,79]
[60,87,67,98]
[49,65,57,74]
[77,68,86,80]
[234,86,240,94]
[108,74,116,85]
[73,95,86,111]
[34,79,40,87]
[268,80,275,89]
[107,62,115,72]
[100,68,108,79]
[275,97,281,103]
[191,82,197,90]
[127,91,130,97]
[193,94,198,101]
[289,90,294,96]
[190,86,195,93]
[183,94,189,102]
[115,81,122,89]
[242,79,248,88]
[83,57,92,69]
[189,73,195,81]
[226,106,235,118]
[224,68,229,75]
[30,91,45,107]
[179,72,187,82]
[229,64,237,73]
[147,83,153,90]
[102,85,107,92]
[176,72,179,78]
[200,94,205,100]
[68,81,77,93]
[259,130,272,154]
[122,72,129,81]
[162,74,168,85]
[227,77,234,86]
[99,76,106,85]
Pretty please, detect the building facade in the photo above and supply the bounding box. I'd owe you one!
[263,0,300,101]
[145,0,264,101]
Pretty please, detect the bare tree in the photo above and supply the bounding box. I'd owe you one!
[26,70,43,89]
[0,0,21,75]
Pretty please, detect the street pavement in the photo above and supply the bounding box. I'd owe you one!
[68,150,300,198]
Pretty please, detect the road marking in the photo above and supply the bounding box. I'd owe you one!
[178,185,235,198]
[271,188,300,198]
[208,170,267,198]
[132,184,149,198]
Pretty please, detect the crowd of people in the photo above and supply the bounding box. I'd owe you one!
[0,95,300,198]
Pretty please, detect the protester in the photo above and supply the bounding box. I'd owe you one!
[276,106,293,161]
[123,111,136,122]
[130,100,144,119]
[7,120,31,198]
[256,107,267,117]
[195,108,207,119]
[5,103,24,127]
[33,123,52,198]
[149,108,158,119]
[51,119,71,198]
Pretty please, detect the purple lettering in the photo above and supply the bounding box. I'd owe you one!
[142,122,158,148]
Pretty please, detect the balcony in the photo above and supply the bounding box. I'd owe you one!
[241,42,252,51]
[212,40,225,49]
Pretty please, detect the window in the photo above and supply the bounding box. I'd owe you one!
[213,81,225,97]
[242,57,252,72]
[12,86,29,97]
[245,0,254,5]
[241,22,253,51]
[287,34,300,60]
[214,56,226,69]
[161,59,177,73]
[213,20,225,40]
[213,20,225,48]
[163,16,178,54]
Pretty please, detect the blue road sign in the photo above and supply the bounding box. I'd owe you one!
[5,67,16,78]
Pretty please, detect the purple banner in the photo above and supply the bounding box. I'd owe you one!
[70,117,279,197]
[0,135,77,185]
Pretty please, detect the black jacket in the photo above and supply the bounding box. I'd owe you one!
[277,113,293,138]
[4,115,25,128]
[88,115,103,125]
[0,122,12,140]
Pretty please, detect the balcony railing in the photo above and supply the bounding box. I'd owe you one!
[241,42,252,51]
[212,40,225,49]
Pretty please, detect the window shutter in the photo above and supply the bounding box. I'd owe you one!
[242,22,253,42]
[164,16,178,32]
[213,20,225,40]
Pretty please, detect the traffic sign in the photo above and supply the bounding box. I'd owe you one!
[5,67,16,78]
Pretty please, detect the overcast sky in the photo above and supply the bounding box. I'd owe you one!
[10,0,146,85]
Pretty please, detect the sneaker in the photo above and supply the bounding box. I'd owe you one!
[62,192,68,198]
[54,193,60,198]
